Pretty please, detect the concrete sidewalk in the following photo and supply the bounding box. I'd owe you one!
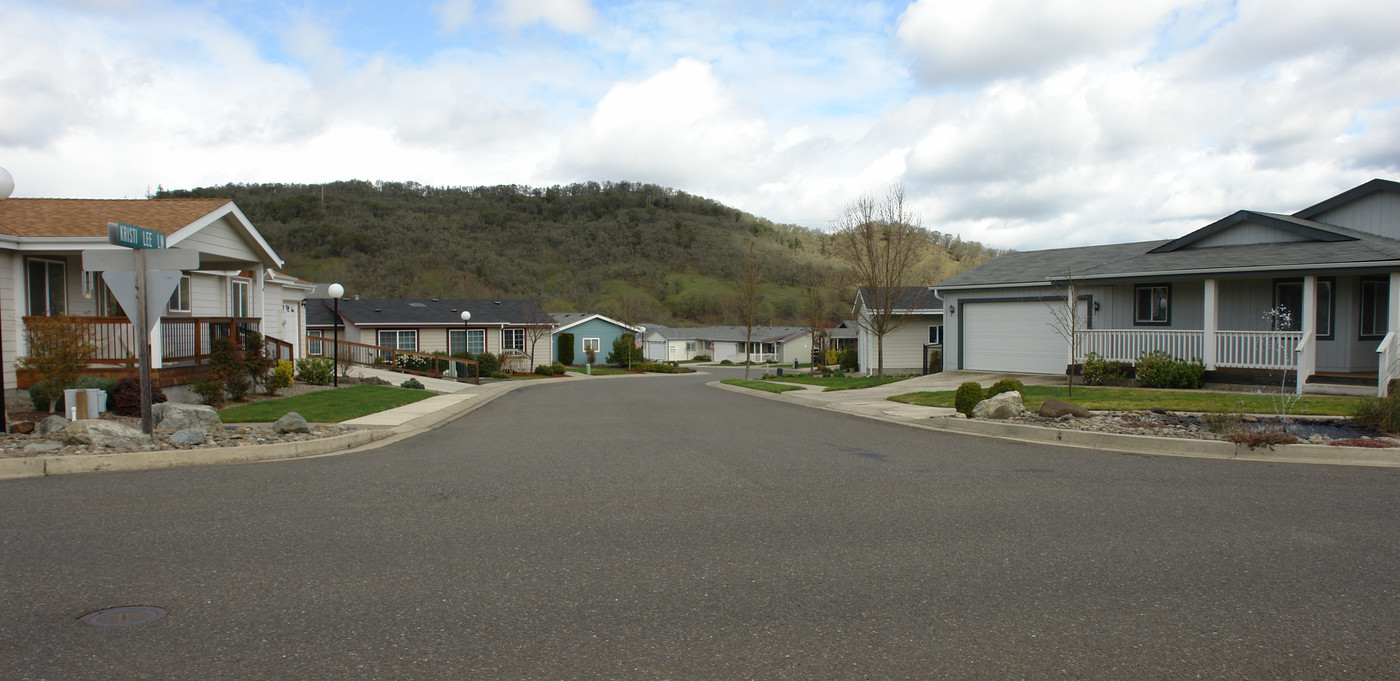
[712,371,1400,468]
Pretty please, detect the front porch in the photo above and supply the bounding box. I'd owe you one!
[17,316,294,389]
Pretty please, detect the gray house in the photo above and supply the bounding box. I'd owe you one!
[934,179,1400,395]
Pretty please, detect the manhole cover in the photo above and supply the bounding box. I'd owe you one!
[80,606,166,627]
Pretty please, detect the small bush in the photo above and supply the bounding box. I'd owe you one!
[1134,351,1205,389]
[987,377,1024,397]
[270,360,295,393]
[927,349,943,374]
[637,362,679,373]
[535,364,562,376]
[837,347,859,372]
[694,354,711,362]
[1200,412,1243,434]
[955,382,986,416]
[476,352,500,377]
[720,359,734,365]
[551,362,566,375]
[558,333,575,366]
[191,377,226,406]
[1081,352,1127,386]
[296,357,335,386]
[110,377,167,417]
[1353,394,1400,434]
[401,377,425,390]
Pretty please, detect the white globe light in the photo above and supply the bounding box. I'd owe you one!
[0,167,14,200]
[328,283,344,299]
[460,310,471,322]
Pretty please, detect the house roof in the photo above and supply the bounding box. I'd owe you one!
[855,286,943,312]
[550,312,643,334]
[689,326,812,343]
[0,198,233,238]
[1294,178,1400,220]
[306,298,552,328]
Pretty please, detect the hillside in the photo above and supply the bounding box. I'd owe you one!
[155,180,1003,325]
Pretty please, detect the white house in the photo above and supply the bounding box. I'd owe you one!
[852,286,944,376]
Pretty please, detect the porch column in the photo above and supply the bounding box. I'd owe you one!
[1385,273,1400,396]
[1296,275,1317,394]
[149,325,163,369]
[1202,279,1217,370]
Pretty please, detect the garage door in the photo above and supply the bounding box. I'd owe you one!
[962,300,1082,374]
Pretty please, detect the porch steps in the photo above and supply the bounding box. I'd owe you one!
[1305,373,1379,397]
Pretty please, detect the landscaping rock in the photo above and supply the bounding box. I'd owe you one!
[63,420,149,448]
[23,442,62,453]
[273,412,311,434]
[10,421,34,435]
[153,402,222,432]
[37,415,69,437]
[1039,399,1090,418]
[169,427,207,447]
[972,391,1026,419]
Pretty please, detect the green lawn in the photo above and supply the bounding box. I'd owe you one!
[888,385,1362,416]
[766,374,913,391]
[218,385,436,423]
[721,378,806,394]
[568,365,635,376]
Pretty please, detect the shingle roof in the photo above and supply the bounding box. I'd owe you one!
[306,298,552,327]
[855,286,943,311]
[0,198,232,238]
[639,324,810,343]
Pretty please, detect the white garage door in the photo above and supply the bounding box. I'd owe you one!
[962,300,1082,374]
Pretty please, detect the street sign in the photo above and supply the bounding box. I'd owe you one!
[101,270,183,334]
[108,221,167,249]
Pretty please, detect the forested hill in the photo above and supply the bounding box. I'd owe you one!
[155,180,1003,325]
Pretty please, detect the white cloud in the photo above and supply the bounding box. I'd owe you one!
[496,0,597,34]
[434,0,476,33]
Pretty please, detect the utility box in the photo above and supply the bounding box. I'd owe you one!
[64,388,104,420]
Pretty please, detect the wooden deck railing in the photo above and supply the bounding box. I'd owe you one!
[312,337,481,384]
[26,315,291,366]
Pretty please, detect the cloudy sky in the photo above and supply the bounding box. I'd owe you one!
[3,0,1398,250]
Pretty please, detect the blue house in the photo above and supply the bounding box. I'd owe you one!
[551,313,644,364]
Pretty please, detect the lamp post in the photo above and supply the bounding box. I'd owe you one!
[460,310,472,381]
[329,283,344,388]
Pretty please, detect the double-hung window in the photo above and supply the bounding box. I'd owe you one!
[928,325,943,345]
[1273,278,1335,339]
[231,278,251,317]
[1360,278,1389,340]
[1134,284,1171,326]
[27,258,66,316]
[168,275,191,313]
[449,328,486,355]
[582,338,601,354]
[307,330,324,355]
[378,329,418,351]
[502,328,525,352]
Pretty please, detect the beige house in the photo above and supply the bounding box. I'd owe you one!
[0,196,311,387]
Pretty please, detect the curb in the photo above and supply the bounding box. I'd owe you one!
[709,381,1400,468]
[0,382,526,481]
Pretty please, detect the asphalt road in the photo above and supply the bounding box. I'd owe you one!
[2,368,1399,680]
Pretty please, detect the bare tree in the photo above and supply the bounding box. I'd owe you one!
[524,307,556,370]
[832,184,926,377]
[1043,271,1086,396]
[737,239,762,379]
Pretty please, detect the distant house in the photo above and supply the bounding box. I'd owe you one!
[305,297,555,370]
[640,325,708,362]
[934,178,1400,395]
[642,325,812,365]
[552,313,643,364]
[0,195,310,387]
[852,287,944,375]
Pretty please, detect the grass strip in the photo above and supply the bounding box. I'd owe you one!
[218,385,436,423]
[722,378,806,394]
[888,384,1361,415]
[765,375,913,391]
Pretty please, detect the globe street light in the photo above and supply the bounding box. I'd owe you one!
[460,310,472,382]
[328,283,344,388]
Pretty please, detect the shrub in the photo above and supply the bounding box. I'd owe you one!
[694,354,711,362]
[241,332,274,394]
[607,334,644,366]
[209,338,252,400]
[270,360,295,394]
[1353,394,1400,434]
[18,315,98,412]
[558,333,575,366]
[110,377,167,417]
[191,377,226,406]
[1081,352,1127,386]
[1134,351,1205,389]
[1200,412,1243,434]
[401,377,425,390]
[535,364,558,375]
[927,349,943,374]
[296,357,334,386]
[551,361,566,375]
[987,377,1024,397]
[638,362,679,373]
[955,381,986,416]
[719,359,734,365]
[837,347,858,372]
[476,352,500,376]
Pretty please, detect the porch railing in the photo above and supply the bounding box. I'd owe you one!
[1378,332,1399,397]
[26,315,291,367]
[1079,329,1301,370]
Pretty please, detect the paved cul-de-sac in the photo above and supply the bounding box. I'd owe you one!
[2,368,1399,680]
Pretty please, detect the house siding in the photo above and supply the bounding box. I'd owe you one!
[1311,192,1400,240]
[173,216,263,263]
[857,315,939,374]
[1191,224,1311,248]
[555,318,636,365]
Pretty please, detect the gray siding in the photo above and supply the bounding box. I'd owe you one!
[1190,223,1311,248]
[1312,192,1400,239]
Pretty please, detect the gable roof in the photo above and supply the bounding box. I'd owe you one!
[0,198,232,238]
[855,286,943,312]
[306,298,552,328]
[1294,178,1400,220]
[550,312,643,334]
[1148,211,1357,253]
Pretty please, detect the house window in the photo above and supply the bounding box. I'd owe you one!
[231,278,251,317]
[377,329,418,351]
[449,328,487,355]
[502,328,525,352]
[1273,278,1335,340]
[168,275,191,313]
[1134,283,1171,326]
[928,325,943,345]
[95,277,125,317]
[582,338,601,354]
[1360,278,1389,340]
[27,258,66,316]
[308,330,324,355]
[685,341,697,352]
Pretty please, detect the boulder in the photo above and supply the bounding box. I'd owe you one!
[273,412,311,434]
[63,420,150,448]
[169,427,207,447]
[37,415,70,437]
[1039,399,1090,418]
[971,391,1026,419]
[153,402,222,432]
[10,421,35,434]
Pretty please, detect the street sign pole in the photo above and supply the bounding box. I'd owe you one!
[134,248,153,434]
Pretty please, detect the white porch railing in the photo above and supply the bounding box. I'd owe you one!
[1079,329,1203,364]
[1378,332,1399,397]
[1079,329,1301,370]
[1215,330,1301,369]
